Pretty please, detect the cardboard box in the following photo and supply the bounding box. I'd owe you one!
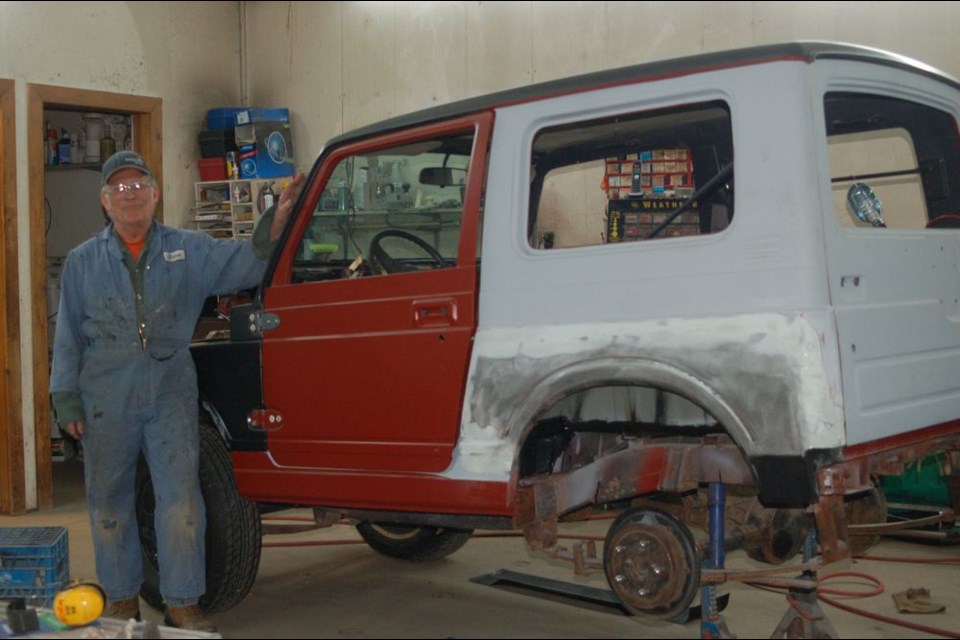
[236,122,295,179]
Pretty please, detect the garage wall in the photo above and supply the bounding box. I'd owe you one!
[0,1,242,510]
[242,1,960,176]
[0,2,242,224]
[1,0,956,510]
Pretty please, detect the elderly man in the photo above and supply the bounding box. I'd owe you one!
[50,150,303,631]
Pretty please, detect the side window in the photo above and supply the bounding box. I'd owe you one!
[528,101,734,249]
[825,93,960,229]
[293,133,473,282]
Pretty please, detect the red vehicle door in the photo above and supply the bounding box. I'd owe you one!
[259,115,491,474]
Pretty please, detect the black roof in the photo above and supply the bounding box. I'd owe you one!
[324,41,959,151]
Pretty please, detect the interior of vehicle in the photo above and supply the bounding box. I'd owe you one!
[825,92,960,229]
[291,133,474,283]
[527,100,735,250]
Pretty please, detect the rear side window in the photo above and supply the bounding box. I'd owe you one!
[528,101,734,249]
[825,92,960,229]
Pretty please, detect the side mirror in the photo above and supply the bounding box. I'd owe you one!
[846,183,886,228]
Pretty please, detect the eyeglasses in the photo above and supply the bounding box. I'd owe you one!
[103,179,155,197]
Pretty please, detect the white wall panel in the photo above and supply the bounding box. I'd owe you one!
[603,1,706,65]
[242,1,958,180]
[465,2,533,96]
[245,2,342,169]
[701,1,757,52]
[393,2,468,115]
[0,1,241,229]
[530,2,607,82]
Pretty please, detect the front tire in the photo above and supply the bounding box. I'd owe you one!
[356,522,472,562]
[137,416,262,613]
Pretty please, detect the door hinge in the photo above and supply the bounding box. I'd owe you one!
[240,310,280,336]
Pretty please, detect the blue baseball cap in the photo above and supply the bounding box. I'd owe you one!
[101,150,153,186]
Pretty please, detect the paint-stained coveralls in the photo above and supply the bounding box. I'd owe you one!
[50,216,275,606]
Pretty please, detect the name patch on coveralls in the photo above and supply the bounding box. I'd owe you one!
[163,250,186,262]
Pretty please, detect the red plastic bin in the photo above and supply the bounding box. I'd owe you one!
[198,157,227,181]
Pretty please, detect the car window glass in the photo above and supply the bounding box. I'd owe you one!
[292,133,473,282]
[528,100,734,249]
[824,93,960,230]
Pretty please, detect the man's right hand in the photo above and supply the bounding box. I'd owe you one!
[64,420,85,440]
[269,173,306,241]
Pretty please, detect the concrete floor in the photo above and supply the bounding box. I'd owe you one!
[2,458,959,639]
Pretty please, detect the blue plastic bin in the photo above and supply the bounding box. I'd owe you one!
[207,108,246,131]
[235,108,290,126]
[0,526,70,605]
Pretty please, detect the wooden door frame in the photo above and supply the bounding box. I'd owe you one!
[0,79,24,515]
[2,84,162,513]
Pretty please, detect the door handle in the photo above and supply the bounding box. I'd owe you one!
[414,298,456,327]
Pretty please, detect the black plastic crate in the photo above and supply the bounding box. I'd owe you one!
[198,129,237,159]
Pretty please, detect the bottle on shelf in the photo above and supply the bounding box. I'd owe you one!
[233,184,250,204]
[258,181,276,212]
[100,125,116,161]
[57,129,72,164]
[226,151,239,180]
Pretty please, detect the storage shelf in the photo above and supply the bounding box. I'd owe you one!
[193,179,276,240]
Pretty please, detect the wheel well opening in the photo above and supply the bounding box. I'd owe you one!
[518,383,726,479]
[512,383,811,568]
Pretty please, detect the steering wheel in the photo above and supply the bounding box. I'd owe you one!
[368,229,448,274]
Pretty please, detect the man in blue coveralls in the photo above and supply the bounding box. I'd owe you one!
[50,150,304,632]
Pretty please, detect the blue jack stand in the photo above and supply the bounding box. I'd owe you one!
[701,482,735,639]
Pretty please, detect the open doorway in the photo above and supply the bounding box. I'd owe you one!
[4,84,162,513]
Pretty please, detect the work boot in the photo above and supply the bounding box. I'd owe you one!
[164,604,218,633]
[104,596,141,621]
